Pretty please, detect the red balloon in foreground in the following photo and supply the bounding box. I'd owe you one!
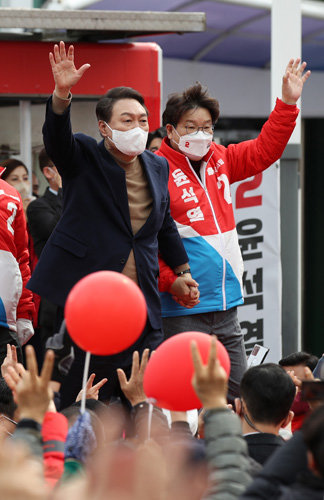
[143,331,230,411]
[65,271,147,355]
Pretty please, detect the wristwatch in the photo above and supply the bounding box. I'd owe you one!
[176,268,191,276]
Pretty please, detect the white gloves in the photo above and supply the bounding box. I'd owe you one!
[16,318,34,346]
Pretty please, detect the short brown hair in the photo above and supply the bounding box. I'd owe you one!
[162,83,220,127]
[38,148,54,173]
[96,87,148,123]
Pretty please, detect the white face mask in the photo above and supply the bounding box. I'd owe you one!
[173,128,213,161]
[104,122,148,157]
[14,181,30,199]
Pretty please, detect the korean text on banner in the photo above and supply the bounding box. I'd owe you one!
[231,163,282,362]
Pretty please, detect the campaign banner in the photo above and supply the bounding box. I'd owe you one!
[231,163,282,362]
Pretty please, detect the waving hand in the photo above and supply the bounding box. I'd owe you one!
[50,41,90,99]
[281,58,311,105]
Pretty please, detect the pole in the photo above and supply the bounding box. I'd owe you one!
[271,0,302,355]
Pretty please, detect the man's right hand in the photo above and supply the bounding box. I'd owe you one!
[169,276,200,308]
[50,41,90,99]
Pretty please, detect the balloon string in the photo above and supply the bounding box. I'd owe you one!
[81,351,91,414]
[59,319,66,335]
[147,401,153,441]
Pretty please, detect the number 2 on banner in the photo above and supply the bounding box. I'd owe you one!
[236,173,262,209]
[7,202,17,235]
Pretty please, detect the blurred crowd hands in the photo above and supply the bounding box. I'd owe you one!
[0,338,226,500]
[0,340,323,500]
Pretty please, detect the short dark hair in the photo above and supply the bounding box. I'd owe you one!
[303,405,324,477]
[0,378,17,419]
[279,352,319,371]
[38,148,54,173]
[162,82,220,128]
[0,158,28,180]
[240,363,296,426]
[146,127,167,149]
[96,87,148,123]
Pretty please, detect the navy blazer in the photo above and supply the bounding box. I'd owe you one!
[28,98,188,330]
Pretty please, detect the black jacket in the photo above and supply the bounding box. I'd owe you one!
[244,432,285,465]
[27,187,63,258]
[240,432,324,500]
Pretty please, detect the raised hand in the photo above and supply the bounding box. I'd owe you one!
[191,336,228,409]
[75,373,108,402]
[4,345,54,425]
[282,58,311,105]
[287,365,315,391]
[117,349,149,406]
[50,41,90,98]
[1,344,19,380]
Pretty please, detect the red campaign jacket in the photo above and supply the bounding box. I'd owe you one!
[0,178,35,329]
[42,411,68,487]
[27,228,40,328]
[156,99,299,315]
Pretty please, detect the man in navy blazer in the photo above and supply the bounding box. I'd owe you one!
[28,41,198,406]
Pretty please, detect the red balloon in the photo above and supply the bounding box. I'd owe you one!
[65,271,147,355]
[143,331,230,411]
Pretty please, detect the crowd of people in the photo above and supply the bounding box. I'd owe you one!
[0,41,323,498]
[0,341,323,499]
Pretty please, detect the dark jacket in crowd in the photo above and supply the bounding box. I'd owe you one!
[27,187,63,258]
[244,432,285,465]
[240,432,324,500]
